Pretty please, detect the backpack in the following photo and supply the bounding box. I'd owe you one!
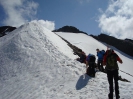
[101,50,105,55]
[106,53,118,70]
[89,55,96,62]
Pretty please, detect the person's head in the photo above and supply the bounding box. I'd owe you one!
[96,48,99,52]
[102,50,105,52]
[107,48,114,55]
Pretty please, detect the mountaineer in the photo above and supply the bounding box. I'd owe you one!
[103,49,123,99]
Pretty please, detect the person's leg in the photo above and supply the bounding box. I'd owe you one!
[113,69,120,99]
[97,61,101,71]
[88,63,92,76]
[88,63,95,77]
[100,60,104,72]
[107,70,114,99]
[92,63,95,77]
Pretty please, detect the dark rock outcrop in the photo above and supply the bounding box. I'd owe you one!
[56,34,83,57]
[90,34,133,57]
[0,26,16,37]
[53,26,88,35]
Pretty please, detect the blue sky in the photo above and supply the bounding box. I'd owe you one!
[0,0,133,39]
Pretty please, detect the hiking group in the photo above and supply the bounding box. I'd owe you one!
[76,47,123,99]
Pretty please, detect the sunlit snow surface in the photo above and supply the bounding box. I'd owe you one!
[0,21,133,99]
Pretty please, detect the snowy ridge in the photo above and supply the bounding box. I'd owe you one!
[0,21,78,79]
[0,21,84,99]
[0,21,133,99]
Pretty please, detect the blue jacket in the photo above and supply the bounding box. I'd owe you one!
[97,50,105,61]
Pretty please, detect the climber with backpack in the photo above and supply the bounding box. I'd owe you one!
[86,54,96,77]
[103,49,123,99]
[96,48,105,72]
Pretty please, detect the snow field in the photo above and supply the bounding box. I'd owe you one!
[0,20,133,99]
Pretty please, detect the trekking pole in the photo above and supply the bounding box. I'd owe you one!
[119,70,133,77]
[82,64,86,79]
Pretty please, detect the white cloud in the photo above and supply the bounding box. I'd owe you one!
[0,0,38,27]
[98,0,133,39]
[38,20,55,31]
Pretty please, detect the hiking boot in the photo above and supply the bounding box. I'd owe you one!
[90,74,95,77]
[108,93,113,99]
[116,95,120,99]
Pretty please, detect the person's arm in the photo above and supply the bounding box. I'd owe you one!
[117,56,123,64]
[103,54,107,66]
[86,55,89,67]
[97,52,98,56]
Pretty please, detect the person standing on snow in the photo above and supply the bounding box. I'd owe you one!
[86,54,96,77]
[103,49,123,99]
[96,48,105,72]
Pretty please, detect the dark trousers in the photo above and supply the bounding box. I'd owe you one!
[98,60,104,72]
[87,63,95,77]
[107,69,119,99]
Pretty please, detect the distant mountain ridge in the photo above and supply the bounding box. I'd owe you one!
[52,25,88,35]
[0,26,16,37]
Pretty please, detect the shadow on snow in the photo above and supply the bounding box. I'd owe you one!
[76,73,92,90]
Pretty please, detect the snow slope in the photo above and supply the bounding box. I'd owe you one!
[56,32,133,83]
[0,20,133,99]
